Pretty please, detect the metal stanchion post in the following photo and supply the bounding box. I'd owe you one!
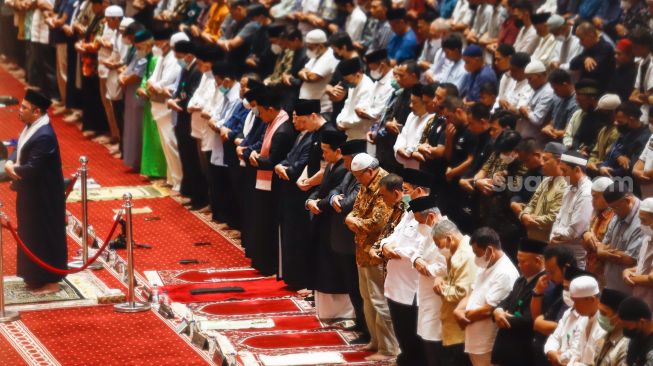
[115,193,150,313]
[70,156,102,270]
[0,203,19,322]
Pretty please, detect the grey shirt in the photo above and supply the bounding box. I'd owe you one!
[603,198,644,294]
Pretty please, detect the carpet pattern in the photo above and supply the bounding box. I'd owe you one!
[19,306,211,366]
[3,277,82,306]
[66,185,168,203]
[148,268,266,286]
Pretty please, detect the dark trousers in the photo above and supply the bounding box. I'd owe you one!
[0,15,18,62]
[334,252,369,338]
[112,99,124,138]
[387,298,426,366]
[209,163,231,222]
[440,343,471,366]
[27,42,58,100]
[423,340,442,366]
[174,114,208,206]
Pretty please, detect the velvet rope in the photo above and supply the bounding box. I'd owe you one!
[64,172,80,200]
[2,211,122,275]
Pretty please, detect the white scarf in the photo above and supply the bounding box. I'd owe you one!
[16,115,49,166]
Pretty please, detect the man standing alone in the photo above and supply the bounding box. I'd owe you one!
[5,90,67,294]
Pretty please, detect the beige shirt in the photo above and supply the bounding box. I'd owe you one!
[521,176,568,242]
[439,236,478,346]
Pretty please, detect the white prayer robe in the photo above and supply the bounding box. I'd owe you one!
[549,176,593,268]
[544,309,586,364]
[336,75,375,139]
[531,34,560,68]
[393,112,432,169]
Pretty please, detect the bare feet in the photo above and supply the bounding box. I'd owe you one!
[361,343,377,351]
[364,353,395,361]
[29,282,61,295]
[297,289,312,297]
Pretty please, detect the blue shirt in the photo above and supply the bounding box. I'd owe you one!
[459,65,497,102]
[439,0,457,19]
[387,29,417,63]
[223,102,250,142]
[578,0,602,20]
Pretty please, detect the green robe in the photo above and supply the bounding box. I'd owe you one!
[140,54,167,178]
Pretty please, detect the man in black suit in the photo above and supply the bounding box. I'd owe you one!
[274,99,319,290]
[491,238,547,366]
[247,88,295,276]
[5,89,66,294]
[167,40,207,210]
[308,138,369,341]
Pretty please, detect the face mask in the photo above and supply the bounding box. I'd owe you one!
[474,248,491,269]
[617,124,630,134]
[219,85,230,94]
[178,59,187,69]
[623,327,642,339]
[203,71,212,79]
[500,153,516,164]
[440,247,452,259]
[271,44,283,55]
[402,194,411,205]
[641,225,653,237]
[370,68,383,80]
[253,107,260,117]
[306,49,318,59]
[391,79,400,90]
[562,290,574,307]
[598,314,615,332]
[152,46,163,58]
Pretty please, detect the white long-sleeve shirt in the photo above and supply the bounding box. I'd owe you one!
[413,223,447,342]
[532,34,560,68]
[188,73,219,148]
[149,51,183,120]
[550,176,593,268]
[544,308,586,364]
[394,112,432,169]
[556,33,582,71]
[345,6,367,42]
[360,71,394,123]
[336,75,375,139]
[495,73,533,111]
[514,25,539,54]
[380,214,423,305]
[567,312,606,366]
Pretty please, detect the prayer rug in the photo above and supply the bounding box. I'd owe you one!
[67,184,168,202]
[147,268,266,286]
[3,277,83,305]
[188,297,312,317]
[161,278,296,303]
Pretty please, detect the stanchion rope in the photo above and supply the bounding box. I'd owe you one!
[1,211,123,275]
[64,172,80,200]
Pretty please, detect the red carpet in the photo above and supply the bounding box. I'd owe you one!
[195,298,303,316]
[19,306,210,365]
[0,328,28,366]
[174,268,263,283]
[239,331,347,350]
[234,315,324,332]
[162,278,295,303]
